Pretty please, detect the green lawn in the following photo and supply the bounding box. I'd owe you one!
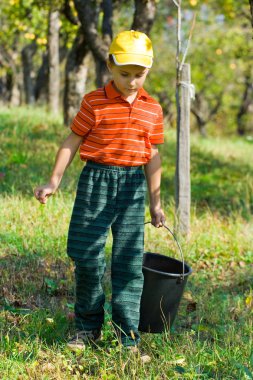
[0,107,252,379]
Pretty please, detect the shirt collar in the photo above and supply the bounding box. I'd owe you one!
[105,80,149,100]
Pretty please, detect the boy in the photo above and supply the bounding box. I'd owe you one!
[34,30,165,358]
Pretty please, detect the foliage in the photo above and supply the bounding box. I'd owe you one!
[0,0,253,132]
[0,0,78,77]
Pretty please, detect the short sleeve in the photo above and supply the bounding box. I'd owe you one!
[71,95,95,136]
[149,105,164,145]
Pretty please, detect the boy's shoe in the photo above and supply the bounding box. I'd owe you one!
[67,329,102,350]
[126,345,151,364]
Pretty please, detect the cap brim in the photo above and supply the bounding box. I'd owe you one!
[112,54,153,68]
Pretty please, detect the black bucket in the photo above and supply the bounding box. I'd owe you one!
[138,223,192,333]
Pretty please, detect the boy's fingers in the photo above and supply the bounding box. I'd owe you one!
[40,190,49,202]
[154,215,166,228]
[152,216,161,228]
[34,188,50,204]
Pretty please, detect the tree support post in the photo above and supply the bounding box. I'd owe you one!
[175,63,191,236]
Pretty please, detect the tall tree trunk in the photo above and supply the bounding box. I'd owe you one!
[1,47,22,106]
[191,92,223,137]
[95,0,113,87]
[236,68,253,135]
[21,41,37,104]
[35,47,67,104]
[249,0,253,27]
[74,0,112,87]
[132,0,156,34]
[48,8,60,114]
[64,28,90,126]
[35,52,49,103]
[9,70,22,106]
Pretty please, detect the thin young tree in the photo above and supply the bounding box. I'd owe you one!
[173,0,195,236]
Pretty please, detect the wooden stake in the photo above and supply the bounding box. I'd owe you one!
[175,63,191,236]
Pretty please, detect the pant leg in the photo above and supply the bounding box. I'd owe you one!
[111,169,146,346]
[74,259,106,330]
[67,164,117,330]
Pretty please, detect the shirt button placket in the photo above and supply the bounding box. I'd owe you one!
[128,103,131,128]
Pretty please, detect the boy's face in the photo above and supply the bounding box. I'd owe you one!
[107,63,149,98]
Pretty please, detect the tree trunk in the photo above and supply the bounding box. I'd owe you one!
[249,0,253,27]
[48,8,60,114]
[132,0,156,34]
[35,53,49,103]
[21,41,37,104]
[64,28,90,126]
[195,114,207,137]
[1,47,22,106]
[236,69,253,136]
[95,0,113,86]
[191,91,222,137]
[10,71,21,106]
[74,0,112,87]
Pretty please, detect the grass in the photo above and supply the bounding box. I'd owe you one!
[0,106,253,379]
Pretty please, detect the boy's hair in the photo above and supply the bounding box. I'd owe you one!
[109,30,153,68]
[108,54,115,65]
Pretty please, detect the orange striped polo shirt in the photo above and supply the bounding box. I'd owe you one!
[71,80,164,166]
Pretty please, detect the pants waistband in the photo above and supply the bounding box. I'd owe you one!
[85,161,143,173]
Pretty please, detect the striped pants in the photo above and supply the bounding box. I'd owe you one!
[67,161,146,346]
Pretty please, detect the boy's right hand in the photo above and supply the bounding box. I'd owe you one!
[34,183,57,204]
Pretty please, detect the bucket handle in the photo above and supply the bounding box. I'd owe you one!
[144,222,185,281]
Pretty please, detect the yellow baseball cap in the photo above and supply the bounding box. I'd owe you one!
[109,30,153,68]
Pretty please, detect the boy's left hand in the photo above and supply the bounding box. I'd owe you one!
[150,206,166,228]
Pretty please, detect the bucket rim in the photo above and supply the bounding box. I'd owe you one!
[143,251,192,278]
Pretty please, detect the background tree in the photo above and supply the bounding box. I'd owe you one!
[73,0,113,87]
[21,41,37,104]
[0,0,252,136]
[250,0,253,27]
[48,4,60,114]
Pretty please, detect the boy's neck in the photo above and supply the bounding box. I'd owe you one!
[112,81,139,104]
[123,93,138,104]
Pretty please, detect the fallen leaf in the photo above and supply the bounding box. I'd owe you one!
[186,301,197,312]
[130,330,136,340]
[183,291,194,301]
[42,362,55,372]
[246,295,252,308]
[46,318,54,324]
[168,357,185,365]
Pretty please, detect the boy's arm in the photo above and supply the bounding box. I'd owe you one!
[144,145,166,227]
[34,131,83,204]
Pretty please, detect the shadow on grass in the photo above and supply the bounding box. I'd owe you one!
[160,139,253,218]
[177,264,252,335]
[0,248,111,346]
[1,136,253,219]
[1,109,253,215]
[0,254,75,345]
